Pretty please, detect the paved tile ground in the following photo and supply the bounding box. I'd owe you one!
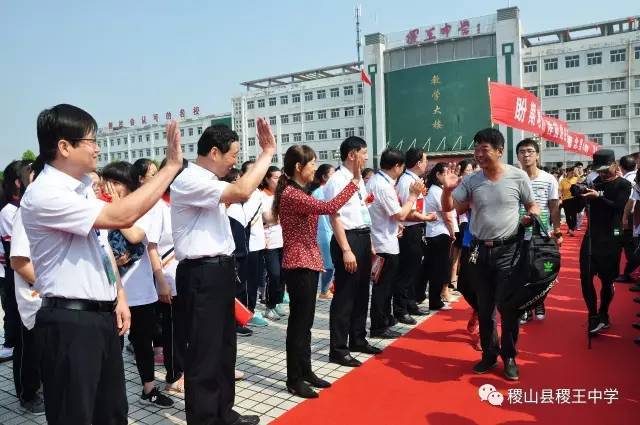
[0,294,445,424]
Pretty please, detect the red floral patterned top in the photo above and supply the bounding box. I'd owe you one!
[280,181,358,271]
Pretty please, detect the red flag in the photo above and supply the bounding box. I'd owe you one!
[489,82,543,135]
[361,69,372,86]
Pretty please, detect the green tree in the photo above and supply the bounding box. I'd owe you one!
[21,150,36,161]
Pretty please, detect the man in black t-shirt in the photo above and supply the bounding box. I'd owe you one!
[579,150,631,334]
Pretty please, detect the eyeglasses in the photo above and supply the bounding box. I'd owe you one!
[69,138,98,146]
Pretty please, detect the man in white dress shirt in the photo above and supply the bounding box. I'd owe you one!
[171,119,275,425]
[20,104,183,425]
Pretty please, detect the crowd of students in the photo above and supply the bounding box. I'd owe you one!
[0,103,638,425]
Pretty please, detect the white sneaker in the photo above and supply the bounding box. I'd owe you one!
[0,346,14,361]
[235,370,245,381]
[265,309,281,321]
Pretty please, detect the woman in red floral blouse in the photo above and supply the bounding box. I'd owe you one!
[273,144,361,399]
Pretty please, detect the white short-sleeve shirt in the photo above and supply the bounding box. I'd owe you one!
[11,209,41,330]
[261,192,283,250]
[0,203,18,243]
[424,185,450,238]
[323,165,371,230]
[245,189,266,252]
[367,171,401,254]
[396,170,425,228]
[20,164,116,301]
[170,162,235,260]
[151,199,177,296]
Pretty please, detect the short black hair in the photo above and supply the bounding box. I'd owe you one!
[241,160,255,175]
[101,161,138,193]
[426,162,448,188]
[379,149,405,170]
[222,167,241,183]
[619,154,636,173]
[2,160,30,205]
[405,148,426,169]
[473,128,504,150]
[516,138,540,154]
[197,124,239,157]
[574,162,583,167]
[340,136,367,162]
[36,104,98,163]
[132,158,155,183]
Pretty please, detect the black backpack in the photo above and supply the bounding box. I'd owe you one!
[502,216,561,312]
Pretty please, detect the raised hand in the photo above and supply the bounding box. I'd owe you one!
[349,159,362,184]
[165,121,183,168]
[256,117,276,155]
[442,165,461,191]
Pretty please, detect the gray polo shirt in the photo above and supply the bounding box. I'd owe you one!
[452,165,534,240]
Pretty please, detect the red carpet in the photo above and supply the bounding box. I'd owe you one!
[273,229,640,425]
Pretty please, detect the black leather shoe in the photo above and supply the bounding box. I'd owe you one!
[614,274,632,283]
[630,285,640,292]
[408,307,430,316]
[370,328,400,339]
[472,357,498,374]
[303,372,331,389]
[287,381,318,398]
[503,358,519,381]
[632,323,640,330]
[395,314,417,325]
[329,354,361,367]
[385,316,398,327]
[350,343,382,355]
[231,415,261,425]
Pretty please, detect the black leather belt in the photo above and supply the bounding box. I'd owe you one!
[180,255,234,266]
[42,297,117,312]
[345,228,371,235]
[473,234,519,247]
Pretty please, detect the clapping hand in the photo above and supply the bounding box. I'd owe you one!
[409,180,425,196]
[256,117,276,155]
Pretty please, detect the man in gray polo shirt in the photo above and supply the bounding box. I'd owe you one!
[441,128,539,381]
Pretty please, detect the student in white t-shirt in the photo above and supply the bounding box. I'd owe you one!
[101,162,174,409]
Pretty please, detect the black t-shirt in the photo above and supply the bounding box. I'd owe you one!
[586,176,631,246]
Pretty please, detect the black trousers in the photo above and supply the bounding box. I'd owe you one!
[562,198,581,231]
[579,237,620,317]
[467,241,521,360]
[329,230,372,357]
[0,272,20,348]
[129,303,158,384]
[176,258,239,425]
[621,230,640,276]
[284,268,318,385]
[265,248,284,309]
[394,224,424,315]
[457,247,478,311]
[370,253,399,332]
[423,234,453,310]
[246,250,264,312]
[13,323,41,402]
[35,306,128,425]
[160,298,185,384]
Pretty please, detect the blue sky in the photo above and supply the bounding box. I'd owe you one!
[0,0,637,164]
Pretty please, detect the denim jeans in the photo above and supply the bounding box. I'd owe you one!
[319,269,334,293]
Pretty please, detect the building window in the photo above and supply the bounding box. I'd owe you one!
[566,108,580,121]
[345,128,355,137]
[565,82,580,95]
[305,131,314,141]
[154,132,159,140]
[344,107,355,117]
[304,112,314,121]
[330,88,339,98]
[116,138,121,145]
[257,99,265,108]
[331,128,341,139]
[525,86,538,97]
[317,110,327,119]
[163,131,167,139]
[292,113,301,123]
[136,135,141,143]
[357,83,363,94]
[249,155,256,161]
[132,151,137,159]
[292,94,300,103]
[588,133,603,145]
[318,130,328,140]
[188,144,194,153]
[523,60,537,73]
[635,103,640,116]
[269,116,277,126]
[636,46,640,60]
[281,114,289,124]
[544,110,559,119]
[317,89,326,99]
[271,155,279,164]
[304,92,313,101]
[330,108,340,118]
[357,105,364,116]
[359,127,365,137]
[269,97,276,106]
[565,55,579,68]
[188,128,194,136]
[610,49,626,62]
[587,79,603,93]
[155,148,160,155]
[611,132,626,145]
[198,126,203,135]
[293,133,302,142]
[281,134,290,144]
[319,151,328,160]
[247,119,255,128]
[588,106,603,120]
[280,95,288,105]
[146,134,151,142]
[180,129,184,137]
[611,105,627,118]
[248,137,256,146]
[544,84,558,97]
[344,86,354,96]
[610,77,626,91]
[247,101,255,110]
[587,52,602,65]
[543,58,558,70]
